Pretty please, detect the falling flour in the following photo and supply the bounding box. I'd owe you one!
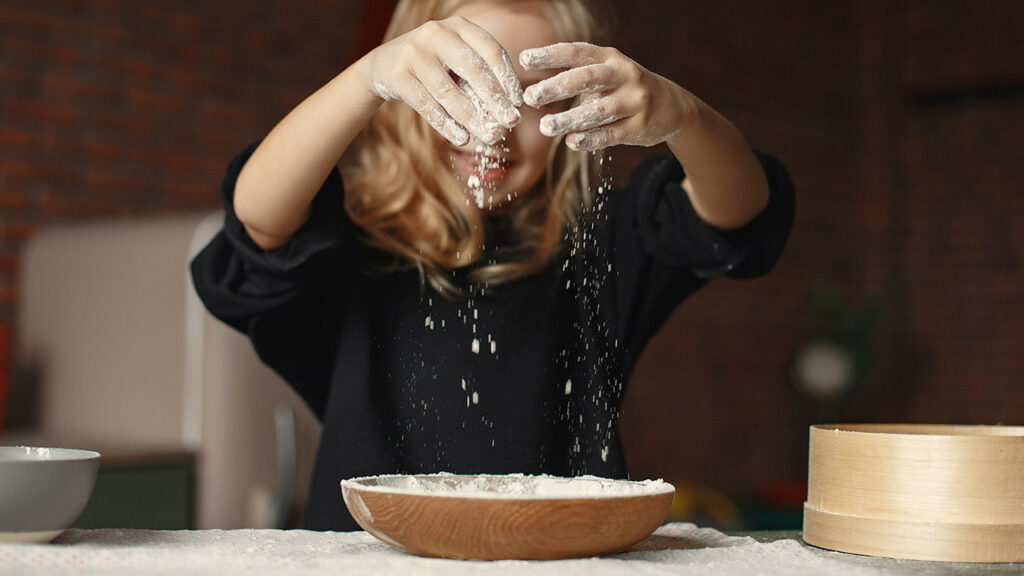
[424,76,623,470]
[467,144,509,209]
[557,149,623,470]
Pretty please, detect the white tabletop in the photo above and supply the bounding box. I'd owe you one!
[0,523,1017,575]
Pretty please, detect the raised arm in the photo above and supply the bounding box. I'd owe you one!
[520,43,769,231]
[235,16,524,250]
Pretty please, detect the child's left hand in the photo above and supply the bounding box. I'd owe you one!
[519,43,694,152]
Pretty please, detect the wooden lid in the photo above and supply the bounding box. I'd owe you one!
[803,424,1024,562]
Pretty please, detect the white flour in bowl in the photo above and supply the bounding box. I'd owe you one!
[347,473,673,499]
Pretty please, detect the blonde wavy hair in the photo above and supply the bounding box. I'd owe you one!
[344,0,600,296]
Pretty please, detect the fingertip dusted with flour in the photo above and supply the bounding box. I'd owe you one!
[539,115,561,138]
[519,47,549,70]
[522,86,540,109]
[445,120,471,146]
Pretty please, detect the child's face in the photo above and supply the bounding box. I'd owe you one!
[443,1,566,211]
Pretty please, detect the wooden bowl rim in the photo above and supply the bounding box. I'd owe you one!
[341,473,675,500]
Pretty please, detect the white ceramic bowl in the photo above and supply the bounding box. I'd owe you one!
[0,446,101,543]
[342,473,675,560]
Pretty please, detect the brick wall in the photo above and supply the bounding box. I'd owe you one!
[616,0,1024,507]
[892,0,1024,425]
[0,0,362,323]
[616,0,866,499]
[3,0,1024,519]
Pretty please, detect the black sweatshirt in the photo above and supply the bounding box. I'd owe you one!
[190,143,795,530]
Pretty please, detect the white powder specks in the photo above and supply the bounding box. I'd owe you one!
[32,447,50,459]
[564,378,572,395]
[15,446,54,460]
[372,80,398,102]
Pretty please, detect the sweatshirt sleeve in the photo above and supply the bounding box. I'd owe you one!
[609,150,795,353]
[629,151,794,279]
[189,142,350,419]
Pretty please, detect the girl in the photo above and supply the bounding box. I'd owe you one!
[192,0,794,531]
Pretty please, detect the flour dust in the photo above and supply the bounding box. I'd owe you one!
[559,150,623,470]
[412,76,623,476]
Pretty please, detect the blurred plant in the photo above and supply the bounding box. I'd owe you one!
[793,281,886,418]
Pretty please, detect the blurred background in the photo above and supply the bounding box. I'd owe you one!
[1,0,1023,531]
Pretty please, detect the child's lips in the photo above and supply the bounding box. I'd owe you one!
[475,164,508,184]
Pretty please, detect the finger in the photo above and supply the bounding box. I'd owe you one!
[539,95,626,138]
[437,20,521,127]
[418,59,503,143]
[398,75,470,146]
[579,91,601,105]
[443,46,520,129]
[523,64,616,108]
[458,80,506,144]
[519,42,605,70]
[454,18,524,107]
[566,121,625,151]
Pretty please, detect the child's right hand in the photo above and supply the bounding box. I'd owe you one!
[357,16,525,146]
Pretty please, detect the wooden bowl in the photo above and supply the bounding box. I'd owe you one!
[803,424,1024,562]
[341,473,675,560]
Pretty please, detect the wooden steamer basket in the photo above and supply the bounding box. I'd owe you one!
[803,424,1024,562]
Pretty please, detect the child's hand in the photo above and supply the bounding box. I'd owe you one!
[520,43,693,151]
[360,16,525,146]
